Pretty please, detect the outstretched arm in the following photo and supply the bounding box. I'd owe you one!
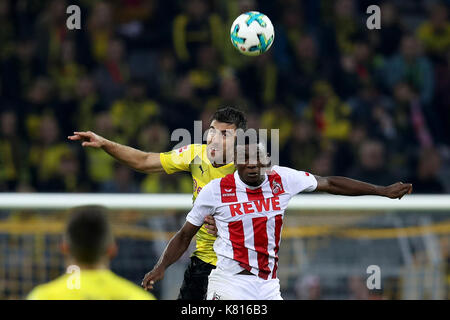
[68,131,164,173]
[141,221,200,290]
[314,175,413,199]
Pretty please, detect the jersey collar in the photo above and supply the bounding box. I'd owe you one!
[234,170,268,190]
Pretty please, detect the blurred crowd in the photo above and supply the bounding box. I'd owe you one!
[1,0,450,194]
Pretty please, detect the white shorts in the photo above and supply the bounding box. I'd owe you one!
[206,268,283,300]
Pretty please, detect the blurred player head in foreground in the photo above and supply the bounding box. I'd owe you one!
[206,106,247,166]
[27,206,154,300]
[62,205,117,268]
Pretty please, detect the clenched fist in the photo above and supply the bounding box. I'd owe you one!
[68,131,106,148]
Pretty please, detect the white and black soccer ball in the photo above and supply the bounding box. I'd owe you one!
[230,11,275,56]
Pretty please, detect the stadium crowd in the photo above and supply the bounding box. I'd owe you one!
[1,0,450,194]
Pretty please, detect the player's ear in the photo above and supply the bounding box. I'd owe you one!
[106,242,118,259]
[60,240,70,255]
[262,152,271,167]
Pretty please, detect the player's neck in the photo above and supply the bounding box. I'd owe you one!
[238,173,265,187]
[69,259,110,271]
[208,152,233,168]
[212,162,230,168]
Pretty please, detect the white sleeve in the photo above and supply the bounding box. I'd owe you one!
[279,166,318,195]
[186,182,217,226]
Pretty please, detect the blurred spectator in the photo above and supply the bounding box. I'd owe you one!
[284,119,320,170]
[164,75,202,131]
[371,2,404,58]
[281,34,330,105]
[348,84,394,138]
[0,111,24,191]
[409,147,445,194]
[35,0,69,69]
[157,48,179,103]
[301,81,352,141]
[85,112,117,188]
[53,150,88,192]
[332,36,377,100]
[260,105,293,150]
[273,3,307,72]
[100,163,140,193]
[1,37,41,101]
[295,275,322,300]
[417,2,450,63]
[388,83,434,155]
[50,39,85,102]
[347,275,369,300]
[23,77,54,141]
[330,0,364,55]
[28,115,73,191]
[0,0,14,60]
[172,0,224,67]
[94,38,129,106]
[110,78,160,143]
[238,52,279,108]
[74,74,104,132]
[187,45,221,100]
[382,34,434,106]
[348,139,398,186]
[312,148,335,177]
[433,50,450,144]
[87,1,114,63]
[205,73,252,112]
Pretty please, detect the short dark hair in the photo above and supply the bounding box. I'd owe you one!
[210,107,247,130]
[233,132,270,166]
[66,206,113,264]
[234,131,261,151]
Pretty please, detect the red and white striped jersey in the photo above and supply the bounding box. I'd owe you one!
[186,165,317,280]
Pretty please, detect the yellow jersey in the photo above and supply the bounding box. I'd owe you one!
[27,269,155,300]
[160,144,235,265]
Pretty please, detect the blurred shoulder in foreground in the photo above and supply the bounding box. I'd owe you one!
[27,205,155,300]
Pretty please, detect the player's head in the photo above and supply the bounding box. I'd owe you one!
[62,205,117,267]
[206,107,247,166]
[234,134,270,186]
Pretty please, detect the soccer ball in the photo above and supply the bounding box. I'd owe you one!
[230,11,275,56]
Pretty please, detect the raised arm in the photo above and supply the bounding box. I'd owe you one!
[314,175,413,199]
[142,221,200,290]
[68,131,164,173]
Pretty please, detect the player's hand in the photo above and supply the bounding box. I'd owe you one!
[67,131,105,148]
[204,215,218,236]
[380,182,413,199]
[141,266,165,291]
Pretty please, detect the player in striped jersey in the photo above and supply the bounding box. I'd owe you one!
[142,137,413,299]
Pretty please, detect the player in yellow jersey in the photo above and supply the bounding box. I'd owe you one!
[27,205,155,300]
[68,107,247,299]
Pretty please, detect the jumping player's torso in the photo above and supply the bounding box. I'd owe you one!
[160,144,235,265]
[186,166,318,279]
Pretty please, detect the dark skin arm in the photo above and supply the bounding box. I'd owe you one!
[141,221,201,290]
[314,175,413,199]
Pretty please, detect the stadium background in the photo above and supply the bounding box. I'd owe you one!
[0,0,449,299]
